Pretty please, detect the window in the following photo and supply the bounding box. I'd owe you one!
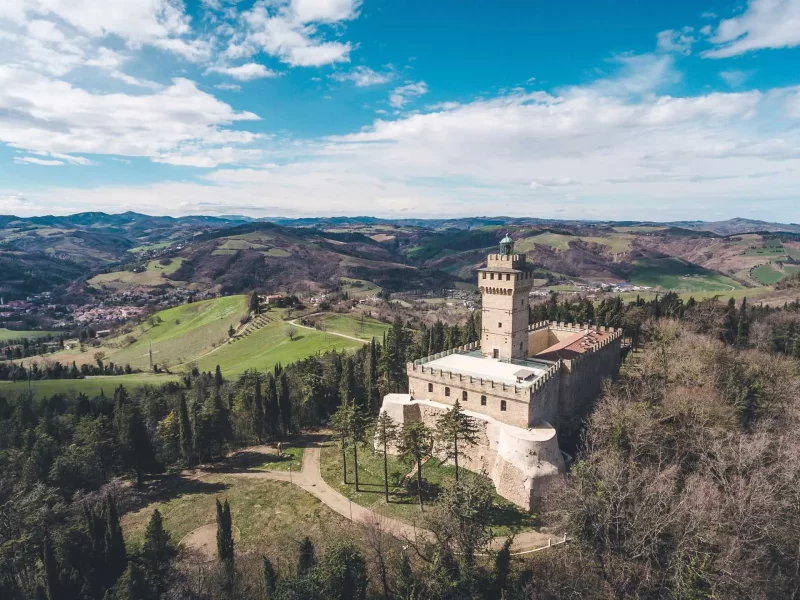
[506,273,511,281]
[482,272,486,279]
[519,341,523,350]
[481,395,487,406]
[445,387,450,397]
[501,400,507,411]
[428,383,433,393]
[490,273,494,280]
[462,391,468,402]
[498,322,502,329]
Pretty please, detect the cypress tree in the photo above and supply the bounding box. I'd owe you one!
[42,532,61,600]
[263,556,278,598]
[375,411,398,502]
[178,394,193,466]
[278,372,292,437]
[322,541,368,600]
[141,509,176,593]
[216,498,235,562]
[492,539,512,598]
[104,495,127,587]
[298,536,317,574]
[265,372,280,440]
[737,297,749,346]
[214,365,223,388]
[253,375,264,443]
[395,552,415,600]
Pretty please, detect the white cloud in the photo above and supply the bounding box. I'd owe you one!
[389,81,428,108]
[331,66,394,87]
[0,67,261,167]
[704,0,800,58]
[206,62,278,80]
[14,157,64,166]
[720,70,753,87]
[225,0,357,68]
[214,82,242,91]
[530,178,577,189]
[656,27,695,54]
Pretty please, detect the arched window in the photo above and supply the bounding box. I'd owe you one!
[428,383,433,393]
[500,400,507,411]
[462,391,468,402]
[445,387,450,397]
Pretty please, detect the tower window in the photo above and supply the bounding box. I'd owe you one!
[445,387,450,397]
[490,273,494,280]
[428,383,433,393]
[501,400,507,411]
[462,391,468,402]
[506,274,511,281]
[482,272,486,279]
[498,322,502,329]
[481,395,487,406]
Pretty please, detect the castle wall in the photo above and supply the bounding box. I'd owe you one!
[557,333,622,439]
[378,394,565,510]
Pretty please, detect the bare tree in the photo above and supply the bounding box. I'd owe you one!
[285,324,297,341]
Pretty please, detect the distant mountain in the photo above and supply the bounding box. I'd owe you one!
[664,218,800,236]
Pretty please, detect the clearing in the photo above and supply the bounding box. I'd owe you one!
[340,277,382,298]
[320,439,537,537]
[308,313,391,341]
[629,258,741,292]
[89,258,186,289]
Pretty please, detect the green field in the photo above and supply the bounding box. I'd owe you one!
[612,286,772,304]
[751,263,785,285]
[612,226,668,233]
[320,440,537,537]
[629,258,740,292]
[743,247,785,256]
[0,329,59,342]
[787,247,800,260]
[314,313,391,341]
[128,241,172,254]
[0,374,179,398]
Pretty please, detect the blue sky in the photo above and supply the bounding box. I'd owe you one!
[1,0,800,222]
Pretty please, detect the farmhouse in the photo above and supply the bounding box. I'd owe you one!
[377,235,622,510]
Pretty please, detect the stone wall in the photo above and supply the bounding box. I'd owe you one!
[378,394,565,510]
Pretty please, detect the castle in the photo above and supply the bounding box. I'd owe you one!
[377,235,622,510]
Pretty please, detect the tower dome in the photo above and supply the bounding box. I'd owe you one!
[500,234,514,256]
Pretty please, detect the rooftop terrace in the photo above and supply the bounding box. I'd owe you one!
[421,349,554,387]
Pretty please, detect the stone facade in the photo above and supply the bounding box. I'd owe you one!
[376,236,623,511]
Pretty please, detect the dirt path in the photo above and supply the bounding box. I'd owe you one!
[188,436,563,556]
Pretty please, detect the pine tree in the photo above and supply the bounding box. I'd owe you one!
[249,291,260,314]
[322,541,368,600]
[298,536,317,574]
[395,551,415,600]
[127,404,155,486]
[492,539,512,598]
[435,401,480,482]
[214,365,223,388]
[397,422,433,511]
[109,562,150,600]
[216,499,235,562]
[363,339,379,414]
[374,411,398,502]
[178,394,193,466]
[263,556,278,598]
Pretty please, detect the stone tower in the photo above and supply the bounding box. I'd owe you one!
[478,234,534,360]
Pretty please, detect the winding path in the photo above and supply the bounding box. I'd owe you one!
[289,317,369,344]
[190,435,565,556]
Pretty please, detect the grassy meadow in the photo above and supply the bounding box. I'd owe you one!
[629,257,741,292]
[0,374,179,398]
[0,329,59,342]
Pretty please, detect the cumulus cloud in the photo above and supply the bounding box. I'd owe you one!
[0,67,261,167]
[331,66,395,87]
[656,27,695,54]
[389,81,428,108]
[206,62,278,80]
[704,0,800,58]
[223,0,359,67]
